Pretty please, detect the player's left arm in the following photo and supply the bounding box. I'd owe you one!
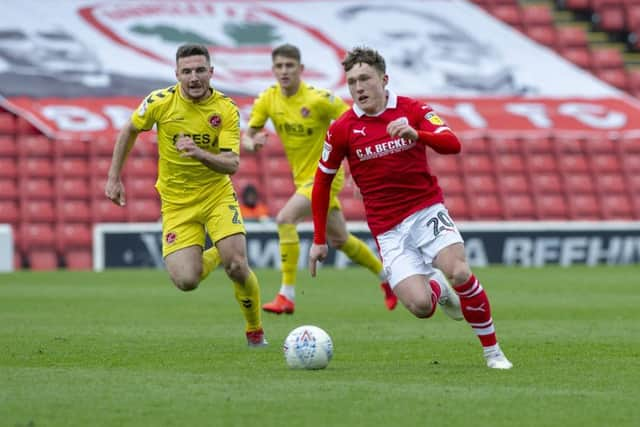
[387,102,461,154]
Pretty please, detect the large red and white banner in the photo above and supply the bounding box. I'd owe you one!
[1,0,639,138]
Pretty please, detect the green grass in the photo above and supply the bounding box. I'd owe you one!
[1,266,639,427]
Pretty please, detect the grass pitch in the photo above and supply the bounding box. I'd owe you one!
[1,266,639,427]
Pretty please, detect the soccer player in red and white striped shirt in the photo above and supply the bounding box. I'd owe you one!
[309,47,512,369]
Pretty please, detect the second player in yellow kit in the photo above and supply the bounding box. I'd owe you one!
[105,44,267,347]
[242,44,398,314]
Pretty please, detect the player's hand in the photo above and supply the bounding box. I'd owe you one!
[176,133,202,159]
[387,117,417,140]
[105,177,126,207]
[309,243,328,277]
[242,131,268,152]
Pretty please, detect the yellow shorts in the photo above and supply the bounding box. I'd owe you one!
[296,172,344,211]
[161,190,245,257]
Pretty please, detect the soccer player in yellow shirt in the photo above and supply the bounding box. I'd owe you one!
[242,44,398,314]
[105,44,267,347]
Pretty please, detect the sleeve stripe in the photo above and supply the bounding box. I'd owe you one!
[318,163,338,174]
[434,126,451,134]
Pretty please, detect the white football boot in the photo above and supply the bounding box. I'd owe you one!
[484,345,513,370]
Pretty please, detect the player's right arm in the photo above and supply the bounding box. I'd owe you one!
[105,119,141,206]
[309,122,347,277]
[241,126,269,152]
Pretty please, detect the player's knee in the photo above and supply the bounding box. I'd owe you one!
[171,275,200,292]
[224,257,248,282]
[449,262,472,286]
[405,296,435,319]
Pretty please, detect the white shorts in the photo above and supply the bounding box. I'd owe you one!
[375,203,464,288]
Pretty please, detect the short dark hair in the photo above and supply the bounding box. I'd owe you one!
[271,44,301,62]
[176,44,210,64]
[341,46,386,74]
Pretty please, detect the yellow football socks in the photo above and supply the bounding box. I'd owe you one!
[278,223,300,286]
[340,234,383,276]
[200,246,221,282]
[233,270,262,332]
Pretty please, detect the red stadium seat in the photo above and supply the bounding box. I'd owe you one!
[263,156,291,177]
[530,173,563,193]
[58,178,91,201]
[26,249,58,270]
[503,193,536,219]
[19,223,55,251]
[127,198,161,222]
[527,154,558,173]
[622,153,640,172]
[126,177,159,199]
[0,135,17,157]
[16,117,40,135]
[521,4,554,27]
[583,136,616,153]
[525,25,556,47]
[594,4,626,33]
[559,46,592,69]
[260,138,286,157]
[239,156,260,176]
[524,135,553,153]
[21,200,55,223]
[57,223,92,252]
[64,250,93,270]
[495,153,526,173]
[555,26,589,49]
[57,200,92,224]
[553,135,584,154]
[444,194,469,220]
[568,194,602,219]
[55,138,90,157]
[468,194,503,220]
[619,136,640,154]
[19,158,54,179]
[594,68,629,91]
[91,157,113,178]
[563,173,595,193]
[601,194,634,219]
[465,174,498,194]
[461,134,490,154]
[0,200,19,224]
[267,175,296,198]
[590,154,621,173]
[536,194,569,219]
[130,135,158,158]
[92,199,128,222]
[267,196,289,217]
[17,135,53,158]
[489,4,523,27]
[0,158,18,179]
[127,157,157,178]
[90,137,116,157]
[489,135,524,154]
[20,178,54,200]
[428,155,460,174]
[58,157,90,178]
[590,47,625,71]
[437,174,465,195]
[0,112,17,134]
[559,153,590,173]
[626,172,640,195]
[0,179,18,201]
[595,173,626,193]
[498,173,530,194]
[461,154,493,173]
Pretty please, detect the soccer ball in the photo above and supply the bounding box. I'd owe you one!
[283,325,333,370]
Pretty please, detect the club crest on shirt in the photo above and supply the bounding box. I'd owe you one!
[300,107,310,118]
[425,111,444,125]
[165,232,177,245]
[322,142,332,162]
[209,114,222,128]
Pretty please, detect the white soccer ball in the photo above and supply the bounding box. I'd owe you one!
[283,325,333,370]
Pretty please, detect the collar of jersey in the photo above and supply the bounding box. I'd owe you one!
[353,89,397,117]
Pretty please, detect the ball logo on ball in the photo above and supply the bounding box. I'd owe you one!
[283,325,333,370]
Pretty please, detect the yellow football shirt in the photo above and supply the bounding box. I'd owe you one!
[131,84,240,205]
[248,81,349,187]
